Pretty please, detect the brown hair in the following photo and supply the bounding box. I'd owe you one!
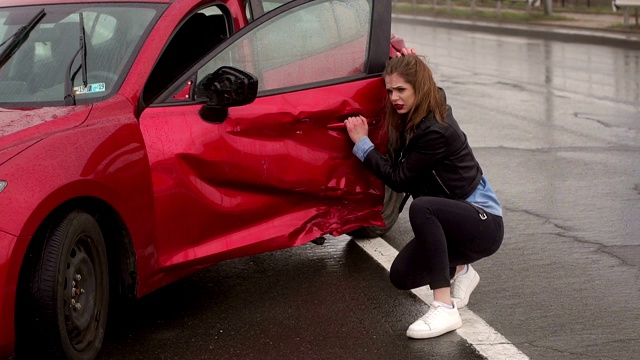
[382,55,447,152]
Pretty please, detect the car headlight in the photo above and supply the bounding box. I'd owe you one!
[0,180,6,193]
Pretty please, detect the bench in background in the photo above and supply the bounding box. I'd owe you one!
[613,0,640,26]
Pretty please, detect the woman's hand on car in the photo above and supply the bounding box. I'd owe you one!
[344,115,369,144]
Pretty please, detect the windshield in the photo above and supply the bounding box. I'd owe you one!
[0,3,162,106]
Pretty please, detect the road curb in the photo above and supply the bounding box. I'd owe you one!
[393,13,640,49]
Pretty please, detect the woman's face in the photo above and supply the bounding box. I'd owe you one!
[384,73,415,115]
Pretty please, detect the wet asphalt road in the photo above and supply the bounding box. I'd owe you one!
[98,239,481,360]
[386,19,640,360]
[97,20,640,360]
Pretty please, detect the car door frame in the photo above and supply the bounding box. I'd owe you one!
[149,0,391,104]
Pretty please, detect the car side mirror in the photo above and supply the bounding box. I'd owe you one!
[198,66,258,123]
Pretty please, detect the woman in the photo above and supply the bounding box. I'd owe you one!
[344,51,504,339]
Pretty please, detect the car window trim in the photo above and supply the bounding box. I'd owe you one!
[150,71,383,110]
[368,0,392,74]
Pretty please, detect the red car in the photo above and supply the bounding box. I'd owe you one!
[0,0,403,358]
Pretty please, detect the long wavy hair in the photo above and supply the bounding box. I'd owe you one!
[382,55,447,153]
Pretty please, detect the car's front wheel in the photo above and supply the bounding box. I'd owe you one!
[20,210,109,360]
[349,186,405,238]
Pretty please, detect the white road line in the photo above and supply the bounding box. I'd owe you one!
[353,237,529,360]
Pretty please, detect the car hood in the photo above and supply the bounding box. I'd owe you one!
[0,105,92,165]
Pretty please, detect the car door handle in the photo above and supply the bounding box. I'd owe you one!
[326,117,380,130]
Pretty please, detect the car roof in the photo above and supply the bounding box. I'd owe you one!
[1,0,172,7]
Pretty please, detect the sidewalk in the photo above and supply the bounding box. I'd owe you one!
[392,10,640,49]
[529,9,639,31]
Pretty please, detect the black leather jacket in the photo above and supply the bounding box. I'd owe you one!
[363,100,482,201]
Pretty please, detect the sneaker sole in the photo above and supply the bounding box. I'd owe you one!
[406,318,463,339]
[452,271,480,308]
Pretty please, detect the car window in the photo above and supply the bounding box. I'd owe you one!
[198,0,372,95]
[143,5,231,106]
[0,4,159,105]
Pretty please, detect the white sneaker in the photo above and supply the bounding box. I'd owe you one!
[406,302,462,339]
[451,264,480,308]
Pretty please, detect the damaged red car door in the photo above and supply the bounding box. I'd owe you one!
[138,0,392,271]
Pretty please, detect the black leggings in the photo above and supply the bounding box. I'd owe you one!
[389,196,504,290]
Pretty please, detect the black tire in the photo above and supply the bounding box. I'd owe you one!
[23,210,109,360]
[349,186,405,238]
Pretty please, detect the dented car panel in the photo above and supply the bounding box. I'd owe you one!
[140,79,387,279]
